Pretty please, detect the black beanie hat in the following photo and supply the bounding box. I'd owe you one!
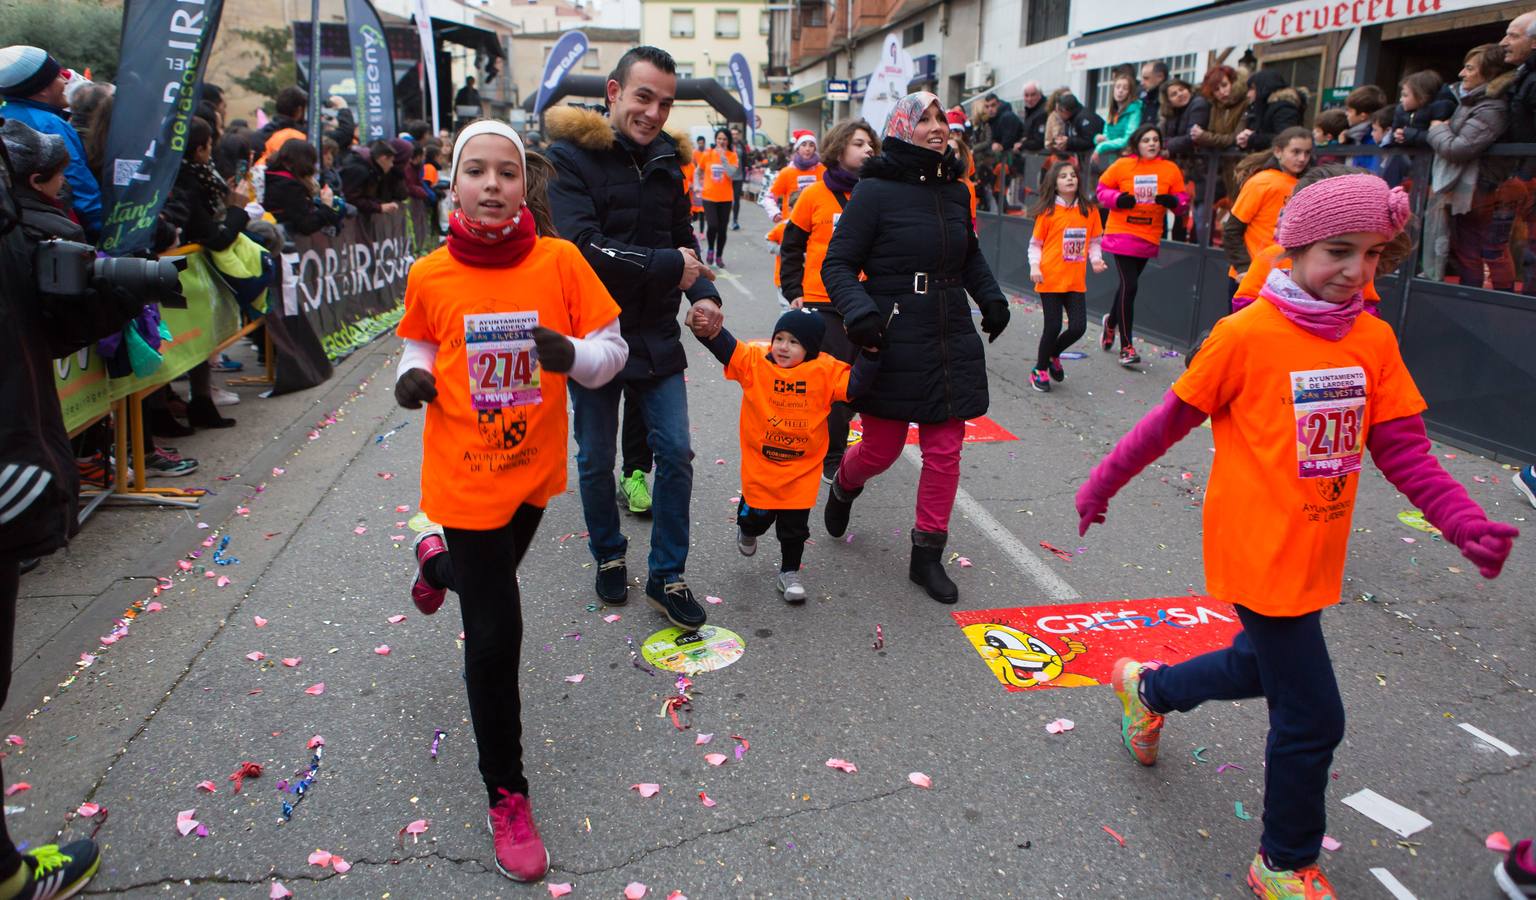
[772,309,825,360]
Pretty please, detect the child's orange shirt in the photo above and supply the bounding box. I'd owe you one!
[769,164,825,210]
[1228,168,1298,278]
[397,238,620,530]
[784,180,848,305]
[726,341,851,510]
[1172,298,1425,616]
[767,219,787,286]
[1098,156,1186,247]
[1031,204,1103,294]
[696,148,738,203]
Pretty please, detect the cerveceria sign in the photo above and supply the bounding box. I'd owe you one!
[1253,0,1448,40]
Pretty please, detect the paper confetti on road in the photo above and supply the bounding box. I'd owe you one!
[3,736,21,747]
[388,614,407,624]
[1488,832,1512,853]
[1322,835,1342,851]
[604,614,622,623]
[308,849,333,866]
[1039,541,1075,562]
[1102,825,1126,846]
[353,526,368,535]
[1217,763,1245,774]
[1234,801,1252,820]
[704,595,723,605]
[630,783,661,798]
[282,657,302,667]
[254,616,268,627]
[695,733,714,745]
[908,772,932,789]
[548,884,573,898]
[1045,718,1075,734]
[703,753,727,767]
[196,780,217,793]
[305,683,325,695]
[699,791,717,807]
[375,645,391,656]
[4,784,29,797]
[564,674,585,683]
[625,883,648,900]
[146,602,163,612]
[76,802,100,817]
[269,882,292,899]
[825,758,858,773]
[1192,747,1210,763]
[176,808,200,836]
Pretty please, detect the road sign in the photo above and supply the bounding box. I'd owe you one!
[770,90,802,107]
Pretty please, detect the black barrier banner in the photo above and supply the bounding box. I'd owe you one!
[99,0,226,255]
[346,0,396,143]
[269,205,434,395]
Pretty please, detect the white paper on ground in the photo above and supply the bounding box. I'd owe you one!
[1370,867,1419,900]
[1458,722,1520,756]
[1342,789,1432,837]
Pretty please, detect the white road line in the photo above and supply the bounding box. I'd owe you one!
[1369,868,1419,900]
[900,445,1081,601]
[714,269,753,300]
[1459,722,1521,756]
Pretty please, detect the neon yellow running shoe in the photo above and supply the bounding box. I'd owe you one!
[620,470,652,514]
[10,839,101,899]
[1111,657,1164,766]
[1247,853,1337,899]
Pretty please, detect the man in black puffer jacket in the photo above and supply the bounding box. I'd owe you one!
[819,91,1009,605]
[545,45,722,630]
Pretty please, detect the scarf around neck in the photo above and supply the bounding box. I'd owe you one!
[792,153,819,171]
[446,206,537,268]
[1258,269,1365,341]
[823,165,858,194]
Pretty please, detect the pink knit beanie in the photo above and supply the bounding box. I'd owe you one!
[1275,173,1411,249]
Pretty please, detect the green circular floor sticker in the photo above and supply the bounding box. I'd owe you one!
[407,512,433,532]
[641,625,746,674]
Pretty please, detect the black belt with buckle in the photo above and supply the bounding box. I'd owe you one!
[865,272,963,295]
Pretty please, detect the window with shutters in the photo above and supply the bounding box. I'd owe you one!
[670,9,695,38]
[1024,0,1068,45]
[716,10,740,38]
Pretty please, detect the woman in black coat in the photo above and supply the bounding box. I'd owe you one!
[820,92,1010,604]
[1239,69,1304,152]
[263,138,344,236]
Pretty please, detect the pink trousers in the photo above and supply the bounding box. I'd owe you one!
[836,415,965,533]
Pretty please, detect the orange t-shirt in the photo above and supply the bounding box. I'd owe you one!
[1099,157,1186,247]
[770,163,825,211]
[1031,203,1103,294]
[785,180,849,305]
[696,148,738,203]
[424,163,439,185]
[1228,168,1298,278]
[396,238,621,530]
[1236,244,1379,304]
[1172,299,1426,616]
[767,219,787,286]
[260,127,306,164]
[726,340,851,510]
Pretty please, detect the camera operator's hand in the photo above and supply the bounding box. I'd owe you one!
[395,368,438,409]
[532,326,576,373]
[320,185,335,206]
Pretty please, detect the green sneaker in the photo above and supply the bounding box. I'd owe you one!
[1111,658,1164,766]
[1246,853,1337,899]
[8,839,101,899]
[620,470,652,515]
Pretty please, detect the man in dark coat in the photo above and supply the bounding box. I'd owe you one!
[1018,81,1048,152]
[545,45,721,629]
[1499,11,1536,143]
[973,93,1023,210]
[1138,60,1169,129]
[257,86,308,145]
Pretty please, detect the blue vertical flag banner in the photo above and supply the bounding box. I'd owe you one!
[533,31,589,117]
[728,52,755,144]
[345,0,396,142]
[410,0,440,131]
[98,0,227,254]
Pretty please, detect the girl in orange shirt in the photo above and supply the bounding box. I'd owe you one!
[392,121,627,884]
[761,129,824,222]
[1077,170,1516,899]
[1094,125,1188,366]
[1223,126,1313,300]
[694,128,740,267]
[1027,160,1106,392]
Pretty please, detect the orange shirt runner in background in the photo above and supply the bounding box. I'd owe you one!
[768,163,825,217]
[784,181,849,305]
[1098,156,1186,249]
[1228,167,1298,278]
[1031,204,1103,294]
[695,148,739,203]
[725,340,851,510]
[767,218,787,286]
[1172,299,1425,616]
[396,238,621,530]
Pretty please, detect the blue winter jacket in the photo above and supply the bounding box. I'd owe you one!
[0,97,103,237]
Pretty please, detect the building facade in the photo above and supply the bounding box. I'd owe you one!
[639,0,789,143]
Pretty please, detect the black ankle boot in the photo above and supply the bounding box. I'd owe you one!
[148,407,194,437]
[187,396,236,429]
[822,477,862,537]
[909,529,958,604]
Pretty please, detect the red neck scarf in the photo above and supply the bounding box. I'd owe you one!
[446,207,537,268]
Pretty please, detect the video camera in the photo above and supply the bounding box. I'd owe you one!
[34,239,188,309]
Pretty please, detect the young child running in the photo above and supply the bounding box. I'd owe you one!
[689,308,877,602]
[1027,160,1106,393]
[1075,170,1518,899]
[394,121,627,882]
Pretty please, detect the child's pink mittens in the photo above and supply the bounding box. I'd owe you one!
[1075,478,1110,536]
[1449,519,1519,579]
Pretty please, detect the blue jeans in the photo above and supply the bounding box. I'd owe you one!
[570,373,692,581]
[1141,605,1345,870]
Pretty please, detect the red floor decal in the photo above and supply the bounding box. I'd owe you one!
[952,598,1243,691]
[848,415,1017,445]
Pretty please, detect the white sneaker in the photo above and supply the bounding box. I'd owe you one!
[737,526,757,557]
[212,388,240,406]
[776,570,807,604]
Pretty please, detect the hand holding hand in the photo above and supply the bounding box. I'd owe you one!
[395,368,437,409]
[678,248,715,291]
[532,325,576,373]
[691,299,723,337]
[1451,519,1520,578]
[844,312,883,349]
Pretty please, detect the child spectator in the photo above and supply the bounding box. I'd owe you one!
[263,138,344,236]
[1394,70,1458,147]
[1313,109,1349,145]
[689,309,878,602]
[1344,85,1389,171]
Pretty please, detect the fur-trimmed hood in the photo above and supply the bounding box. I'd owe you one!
[542,105,690,162]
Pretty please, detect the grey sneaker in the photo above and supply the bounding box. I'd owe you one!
[776,570,807,604]
[737,526,757,556]
[146,447,199,477]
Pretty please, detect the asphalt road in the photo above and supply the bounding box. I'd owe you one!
[10,201,1533,899]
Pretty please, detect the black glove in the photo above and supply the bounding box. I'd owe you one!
[532,325,576,374]
[1155,193,1179,210]
[1115,192,1136,209]
[980,300,1010,343]
[844,312,884,349]
[395,368,437,409]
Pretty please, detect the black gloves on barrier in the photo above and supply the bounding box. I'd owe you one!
[532,325,576,374]
[395,368,437,409]
[980,300,1011,343]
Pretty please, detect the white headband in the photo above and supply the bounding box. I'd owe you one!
[450,120,526,191]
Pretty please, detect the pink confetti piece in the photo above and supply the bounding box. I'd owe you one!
[603,614,622,623]
[282,657,302,667]
[695,733,714,745]
[1488,831,1513,853]
[353,526,368,535]
[548,885,573,898]
[331,857,351,873]
[699,791,716,807]
[732,734,749,760]
[564,674,585,683]
[825,758,858,774]
[404,818,429,835]
[76,802,100,817]
[77,653,96,667]
[196,780,217,793]
[308,735,325,749]
[957,556,973,567]
[196,521,210,529]
[1321,835,1342,851]
[390,534,407,541]
[703,753,727,767]
[2,736,20,747]
[1216,763,1245,774]
[667,893,688,900]
[253,616,268,627]
[146,601,163,612]
[304,683,325,695]
[704,595,723,605]
[1046,718,1075,734]
[270,881,292,899]
[4,783,30,796]
[625,883,648,900]
[177,560,193,572]
[307,849,332,866]
[908,772,933,789]
[395,505,411,512]
[272,467,285,476]
[176,808,199,836]
[630,783,661,798]
[246,651,265,662]
[388,615,407,624]
[375,645,391,656]
[378,472,395,479]
[236,506,250,516]
[1102,825,1126,847]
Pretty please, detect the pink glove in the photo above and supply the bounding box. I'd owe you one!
[1446,518,1520,579]
[1077,389,1209,536]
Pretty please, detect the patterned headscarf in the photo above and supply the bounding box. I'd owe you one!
[883,91,943,143]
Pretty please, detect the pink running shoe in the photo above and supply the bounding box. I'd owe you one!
[487,789,549,882]
[411,526,448,615]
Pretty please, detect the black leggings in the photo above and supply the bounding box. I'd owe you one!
[704,201,731,258]
[621,385,651,477]
[731,179,743,224]
[1036,291,1087,370]
[431,505,544,805]
[736,501,811,572]
[0,560,20,878]
[1105,254,1149,348]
